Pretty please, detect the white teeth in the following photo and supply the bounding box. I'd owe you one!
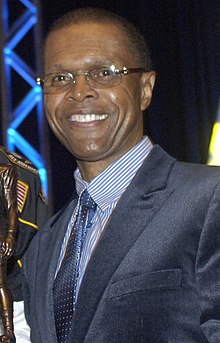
[69,114,108,123]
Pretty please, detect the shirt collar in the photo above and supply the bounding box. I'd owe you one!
[74,136,153,210]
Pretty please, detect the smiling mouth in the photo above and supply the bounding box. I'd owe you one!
[68,114,108,123]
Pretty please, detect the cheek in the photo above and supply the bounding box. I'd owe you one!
[44,105,61,139]
[45,110,55,132]
[114,85,142,118]
[108,88,130,114]
[44,94,64,112]
[44,95,61,126]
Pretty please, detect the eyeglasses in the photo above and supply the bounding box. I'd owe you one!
[36,65,146,94]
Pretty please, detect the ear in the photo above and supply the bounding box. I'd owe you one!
[140,71,156,111]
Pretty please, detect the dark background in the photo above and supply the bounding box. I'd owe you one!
[40,0,220,212]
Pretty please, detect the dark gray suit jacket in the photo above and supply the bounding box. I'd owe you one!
[23,145,220,342]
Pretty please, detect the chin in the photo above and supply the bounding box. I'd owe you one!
[72,148,108,162]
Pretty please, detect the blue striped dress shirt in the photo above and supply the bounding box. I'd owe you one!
[56,136,153,302]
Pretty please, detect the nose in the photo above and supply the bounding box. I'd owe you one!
[64,74,98,102]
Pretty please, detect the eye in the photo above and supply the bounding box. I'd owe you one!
[92,68,115,81]
[45,73,73,86]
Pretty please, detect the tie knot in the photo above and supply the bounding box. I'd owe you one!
[80,189,96,211]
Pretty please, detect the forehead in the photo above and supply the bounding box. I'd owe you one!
[44,22,135,71]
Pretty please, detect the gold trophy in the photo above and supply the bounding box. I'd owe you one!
[0,165,17,343]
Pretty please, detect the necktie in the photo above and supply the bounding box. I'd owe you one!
[53,189,97,343]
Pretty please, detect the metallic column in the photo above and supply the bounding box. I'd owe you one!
[0,0,49,198]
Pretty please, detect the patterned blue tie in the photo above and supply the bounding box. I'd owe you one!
[53,189,97,343]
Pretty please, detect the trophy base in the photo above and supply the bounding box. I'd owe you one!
[0,334,15,343]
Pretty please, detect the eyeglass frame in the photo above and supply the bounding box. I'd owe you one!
[36,65,147,94]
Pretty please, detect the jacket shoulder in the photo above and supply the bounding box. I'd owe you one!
[0,146,38,176]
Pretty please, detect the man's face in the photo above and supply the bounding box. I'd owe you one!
[44,22,155,170]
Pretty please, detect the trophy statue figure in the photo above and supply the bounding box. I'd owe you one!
[0,165,17,343]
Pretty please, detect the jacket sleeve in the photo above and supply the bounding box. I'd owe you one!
[14,174,48,260]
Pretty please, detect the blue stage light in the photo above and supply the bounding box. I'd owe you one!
[2,0,48,198]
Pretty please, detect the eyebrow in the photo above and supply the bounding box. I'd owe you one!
[45,64,65,73]
[45,59,116,73]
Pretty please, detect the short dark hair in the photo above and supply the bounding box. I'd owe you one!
[46,7,153,70]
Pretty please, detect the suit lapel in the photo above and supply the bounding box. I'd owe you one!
[70,145,176,342]
[34,197,78,342]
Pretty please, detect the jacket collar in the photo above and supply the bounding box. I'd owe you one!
[70,145,176,342]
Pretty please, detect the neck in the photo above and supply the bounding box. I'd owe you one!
[76,159,111,182]
[76,136,145,182]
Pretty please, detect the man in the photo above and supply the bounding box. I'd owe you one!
[0,147,47,342]
[23,7,220,343]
